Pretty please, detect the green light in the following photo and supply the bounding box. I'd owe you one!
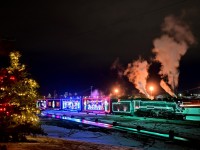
[113,126,189,141]
[112,101,132,113]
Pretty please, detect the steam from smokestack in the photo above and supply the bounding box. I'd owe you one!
[160,79,176,97]
[152,15,196,96]
[124,58,150,98]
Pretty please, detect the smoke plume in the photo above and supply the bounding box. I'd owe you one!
[152,15,196,95]
[160,79,176,97]
[124,58,150,98]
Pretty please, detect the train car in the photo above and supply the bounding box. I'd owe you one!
[46,99,62,110]
[61,96,82,112]
[82,96,110,114]
[36,99,47,110]
[179,99,200,121]
[111,99,140,115]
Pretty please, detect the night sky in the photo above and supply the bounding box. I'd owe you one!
[0,0,200,96]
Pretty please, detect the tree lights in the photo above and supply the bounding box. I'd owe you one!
[0,51,44,142]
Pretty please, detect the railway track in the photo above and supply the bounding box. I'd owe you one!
[41,112,199,148]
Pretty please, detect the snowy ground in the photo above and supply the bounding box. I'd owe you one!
[39,110,200,150]
[40,124,193,150]
[1,136,139,150]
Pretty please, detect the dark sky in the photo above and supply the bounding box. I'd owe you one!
[0,0,199,96]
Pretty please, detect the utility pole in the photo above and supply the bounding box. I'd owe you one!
[90,86,93,97]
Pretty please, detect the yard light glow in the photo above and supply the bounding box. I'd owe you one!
[149,86,154,98]
[149,86,154,92]
[114,88,119,94]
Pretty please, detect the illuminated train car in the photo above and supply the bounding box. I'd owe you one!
[46,99,62,110]
[180,99,200,108]
[180,99,200,120]
[82,96,110,114]
[61,96,82,111]
[111,99,140,115]
[36,99,47,110]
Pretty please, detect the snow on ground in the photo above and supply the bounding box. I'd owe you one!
[41,124,194,150]
[1,136,140,150]
[42,124,141,148]
[40,110,200,149]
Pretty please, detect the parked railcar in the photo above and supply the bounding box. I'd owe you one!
[36,99,47,110]
[46,99,62,110]
[37,97,82,111]
[111,99,140,115]
[61,96,82,111]
[82,96,110,114]
[179,98,200,120]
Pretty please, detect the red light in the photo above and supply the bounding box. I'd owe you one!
[0,107,6,111]
[10,76,15,80]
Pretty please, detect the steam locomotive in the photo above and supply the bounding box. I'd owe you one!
[111,99,185,120]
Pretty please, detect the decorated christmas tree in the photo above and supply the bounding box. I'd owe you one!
[0,51,45,141]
